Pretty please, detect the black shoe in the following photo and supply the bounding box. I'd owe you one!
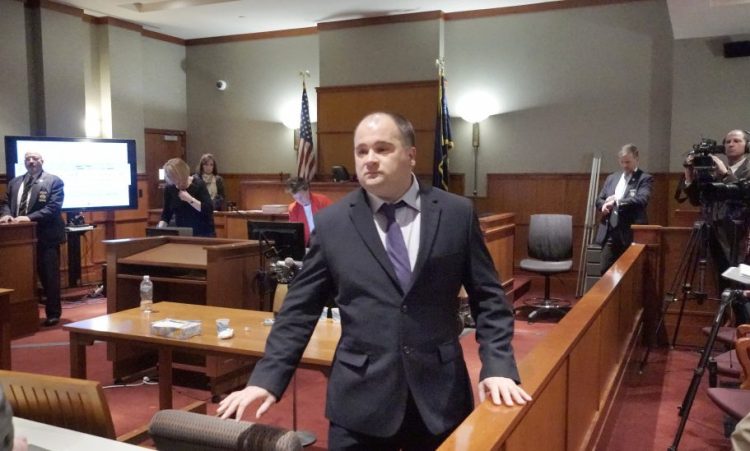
[42,317,60,327]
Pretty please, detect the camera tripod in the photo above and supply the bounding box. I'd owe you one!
[639,219,714,372]
[669,288,744,450]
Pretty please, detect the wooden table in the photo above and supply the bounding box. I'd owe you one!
[13,417,146,450]
[64,302,340,409]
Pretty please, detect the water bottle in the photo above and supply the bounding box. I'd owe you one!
[140,275,153,313]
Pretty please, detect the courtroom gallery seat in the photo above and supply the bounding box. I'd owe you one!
[708,336,750,436]
[518,214,573,322]
[0,369,145,443]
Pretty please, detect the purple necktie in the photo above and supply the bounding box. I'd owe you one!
[381,202,411,291]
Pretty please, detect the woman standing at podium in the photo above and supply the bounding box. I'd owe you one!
[158,158,215,237]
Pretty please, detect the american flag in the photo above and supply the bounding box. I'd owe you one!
[296,82,316,182]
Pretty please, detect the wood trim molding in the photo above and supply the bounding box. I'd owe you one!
[317,10,443,31]
[444,0,650,21]
[316,79,437,94]
[141,29,186,46]
[185,27,317,46]
[40,0,82,17]
[144,128,186,136]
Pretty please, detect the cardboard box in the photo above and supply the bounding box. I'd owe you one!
[151,319,202,340]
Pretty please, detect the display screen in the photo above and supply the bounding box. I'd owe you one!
[4,136,138,211]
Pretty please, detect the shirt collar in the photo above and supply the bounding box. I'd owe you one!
[730,158,746,174]
[367,174,420,214]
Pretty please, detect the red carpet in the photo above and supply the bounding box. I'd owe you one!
[8,295,736,449]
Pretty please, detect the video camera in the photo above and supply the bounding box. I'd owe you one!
[700,178,750,202]
[684,138,725,184]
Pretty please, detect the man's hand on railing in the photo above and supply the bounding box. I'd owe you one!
[478,377,532,406]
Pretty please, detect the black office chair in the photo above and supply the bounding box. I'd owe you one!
[519,214,573,322]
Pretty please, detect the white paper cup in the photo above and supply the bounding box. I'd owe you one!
[216,318,230,333]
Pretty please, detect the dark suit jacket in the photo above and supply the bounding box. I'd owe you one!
[249,184,520,437]
[161,177,215,237]
[595,168,653,246]
[1,171,66,246]
[683,157,750,265]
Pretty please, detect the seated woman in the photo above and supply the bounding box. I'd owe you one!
[195,153,225,211]
[285,176,333,246]
[158,158,215,237]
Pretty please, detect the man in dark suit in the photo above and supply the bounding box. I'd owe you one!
[682,129,750,322]
[218,112,530,449]
[595,144,653,274]
[0,152,66,327]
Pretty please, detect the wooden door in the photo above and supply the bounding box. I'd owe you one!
[145,129,186,209]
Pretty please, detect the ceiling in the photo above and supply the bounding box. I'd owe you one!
[53,0,750,41]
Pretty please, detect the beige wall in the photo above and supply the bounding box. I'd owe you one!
[444,1,673,195]
[670,37,750,172]
[185,35,319,173]
[319,19,442,87]
[0,3,188,175]
[143,39,187,131]
[41,7,87,137]
[3,0,750,194]
[0,0,30,141]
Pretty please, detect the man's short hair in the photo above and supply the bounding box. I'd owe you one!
[618,144,639,159]
[286,176,309,194]
[363,112,416,148]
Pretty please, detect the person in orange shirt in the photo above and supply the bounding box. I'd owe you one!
[285,177,333,246]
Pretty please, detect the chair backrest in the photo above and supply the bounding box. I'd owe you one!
[149,409,302,451]
[527,214,573,261]
[0,370,116,439]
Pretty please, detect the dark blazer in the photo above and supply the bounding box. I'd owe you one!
[1,171,66,246]
[684,157,750,266]
[161,177,215,237]
[249,184,520,437]
[595,168,653,246]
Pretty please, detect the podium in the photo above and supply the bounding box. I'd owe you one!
[0,223,39,338]
[104,236,263,392]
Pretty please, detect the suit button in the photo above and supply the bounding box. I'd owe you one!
[402,345,412,355]
[401,305,408,313]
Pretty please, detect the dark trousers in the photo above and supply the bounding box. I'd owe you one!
[328,392,455,451]
[37,244,61,320]
[600,237,627,275]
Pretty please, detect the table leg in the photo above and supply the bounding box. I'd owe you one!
[69,332,89,379]
[158,348,173,409]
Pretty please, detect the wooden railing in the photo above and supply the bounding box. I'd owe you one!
[440,244,648,450]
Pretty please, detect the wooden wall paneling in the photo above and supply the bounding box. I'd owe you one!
[316,81,437,178]
[637,226,717,347]
[441,246,647,449]
[0,224,39,337]
[567,315,602,451]
[220,173,289,211]
[239,180,359,210]
[505,363,568,451]
[478,213,515,291]
[0,289,11,369]
[598,287,621,403]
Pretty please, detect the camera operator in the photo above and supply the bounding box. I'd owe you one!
[595,144,653,274]
[682,129,750,322]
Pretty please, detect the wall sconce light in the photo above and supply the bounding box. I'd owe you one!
[281,102,301,153]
